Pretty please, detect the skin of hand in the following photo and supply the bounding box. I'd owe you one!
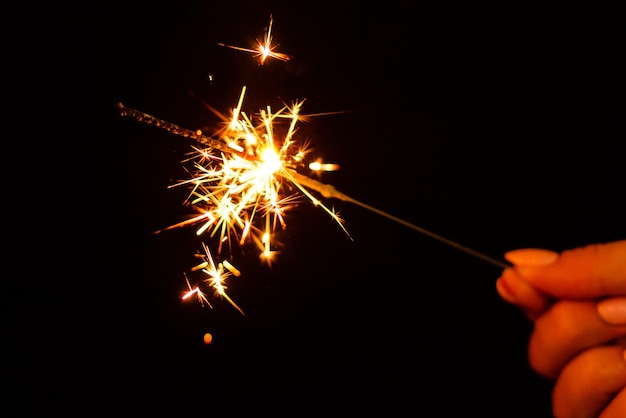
[495,240,626,418]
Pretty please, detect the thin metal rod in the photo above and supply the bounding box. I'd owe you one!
[287,170,510,269]
[345,197,510,269]
[119,102,511,270]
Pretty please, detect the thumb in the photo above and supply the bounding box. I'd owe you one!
[505,240,626,299]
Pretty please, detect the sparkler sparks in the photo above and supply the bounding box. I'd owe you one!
[119,84,354,313]
[153,85,350,261]
[218,15,293,65]
[182,273,210,308]
[183,243,245,315]
[118,14,511,315]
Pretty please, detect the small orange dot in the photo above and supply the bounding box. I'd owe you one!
[203,333,213,345]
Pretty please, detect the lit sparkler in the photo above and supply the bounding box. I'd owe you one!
[118,15,510,314]
[218,15,293,65]
[118,96,510,273]
[119,85,355,313]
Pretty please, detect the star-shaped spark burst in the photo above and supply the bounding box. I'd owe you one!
[218,15,293,65]
[159,85,349,266]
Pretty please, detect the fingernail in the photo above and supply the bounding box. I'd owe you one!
[597,297,626,325]
[504,248,558,267]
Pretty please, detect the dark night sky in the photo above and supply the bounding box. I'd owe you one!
[17,1,625,416]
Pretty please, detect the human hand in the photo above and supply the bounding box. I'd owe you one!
[495,240,626,418]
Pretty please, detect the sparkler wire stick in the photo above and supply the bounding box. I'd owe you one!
[117,102,230,152]
[117,102,510,270]
[288,171,510,269]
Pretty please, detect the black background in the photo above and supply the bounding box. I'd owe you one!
[16,1,626,416]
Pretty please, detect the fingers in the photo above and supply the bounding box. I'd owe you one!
[496,241,626,417]
[509,241,626,299]
[528,300,626,378]
[551,346,626,418]
[496,249,557,317]
[496,268,553,320]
